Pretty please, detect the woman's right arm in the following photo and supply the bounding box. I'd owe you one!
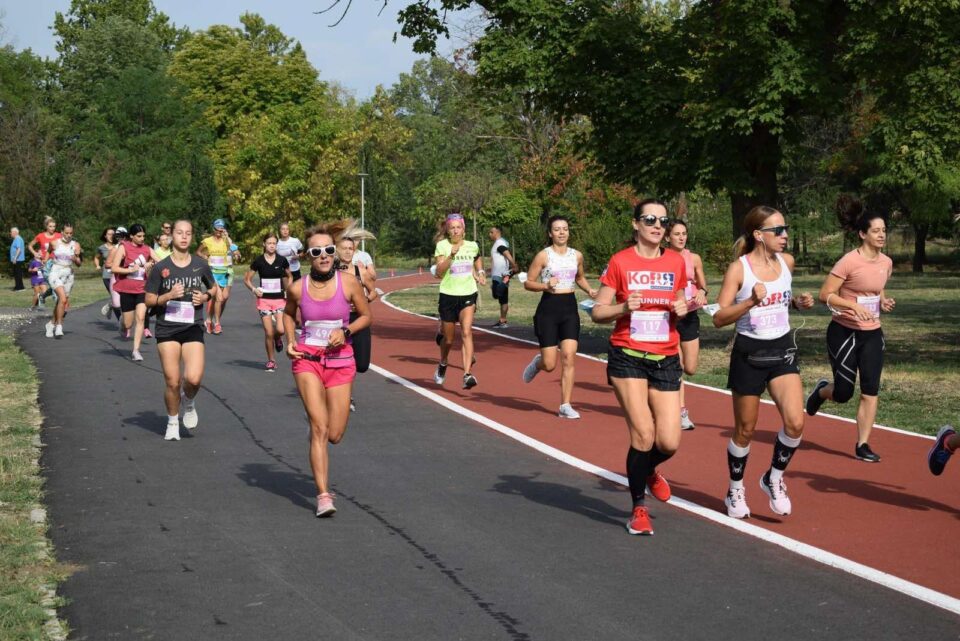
[712,260,755,328]
[523,251,549,292]
[110,245,128,274]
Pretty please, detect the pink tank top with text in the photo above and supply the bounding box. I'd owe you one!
[297,272,353,352]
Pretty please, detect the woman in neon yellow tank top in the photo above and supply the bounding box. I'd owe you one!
[197,219,241,334]
[432,213,485,390]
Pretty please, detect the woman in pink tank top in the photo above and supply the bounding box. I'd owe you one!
[665,220,708,430]
[283,219,372,518]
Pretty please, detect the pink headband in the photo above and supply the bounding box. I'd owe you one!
[446,213,464,223]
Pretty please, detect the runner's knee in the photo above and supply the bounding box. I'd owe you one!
[832,379,855,404]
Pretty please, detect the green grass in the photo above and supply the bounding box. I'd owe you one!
[0,333,69,640]
[386,272,960,436]
[0,265,109,310]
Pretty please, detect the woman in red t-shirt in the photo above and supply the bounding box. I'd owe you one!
[806,196,895,463]
[111,223,155,362]
[591,199,688,536]
[28,217,61,261]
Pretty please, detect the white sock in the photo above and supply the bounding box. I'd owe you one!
[727,440,750,458]
[729,479,744,490]
[167,415,179,425]
[769,467,785,483]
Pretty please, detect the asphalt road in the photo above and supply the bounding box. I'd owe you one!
[18,289,959,640]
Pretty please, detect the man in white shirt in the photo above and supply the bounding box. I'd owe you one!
[488,225,518,328]
[351,246,376,282]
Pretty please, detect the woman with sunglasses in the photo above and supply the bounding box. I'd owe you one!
[44,223,82,339]
[145,220,218,441]
[665,219,709,430]
[432,213,484,389]
[111,223,155,361]
[591,199,688,536]
[244,232,292,372]
[337,235,379,411]
[712,207,815,519]
[805,196,894,463]
[521,215,597,419]
[283,220,372,517]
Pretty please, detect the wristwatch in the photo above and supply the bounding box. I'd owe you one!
[342,327,352,339]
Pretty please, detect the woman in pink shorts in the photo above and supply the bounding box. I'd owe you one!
[244,232,292,371]
[283,220,372,517]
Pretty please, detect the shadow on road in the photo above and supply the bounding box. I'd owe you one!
[237,462,316,514]
[490,472,629,529]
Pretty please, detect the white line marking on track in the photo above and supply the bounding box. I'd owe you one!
[380,285,933,441]
[369,361,960,617]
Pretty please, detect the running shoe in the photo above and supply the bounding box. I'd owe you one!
[928,425,956,476]
[45,322,54,338]
[350,398,356,412]
[143,328,153,339]
[164,421,181,441]
[274,336,283,353]
[680,408,695,430]
[626,506,654,536]
[433,362,447,385]
[558,403,581,419]
[724,486,751,519]
[522,354,542,383]
[131,350,143,362]
[204,319,212,334]
[100,303,110,317]
[213,322,222,335]
[759,472,792,516]
[265,360,277,372]
[54,324,64,338]
[124,329,131,339]
[491,321,509,329]
[463,373,478,389]
[805,378,829,416]
[182,394,198,430]
[316,492,337,518]
[855,442,881,463]
[646,470,671,502]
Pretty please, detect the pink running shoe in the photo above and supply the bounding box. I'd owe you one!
[316,493,336,518]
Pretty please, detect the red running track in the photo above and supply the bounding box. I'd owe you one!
[372,273,959,601]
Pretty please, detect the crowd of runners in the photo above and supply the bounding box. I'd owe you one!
[18,198,957,530]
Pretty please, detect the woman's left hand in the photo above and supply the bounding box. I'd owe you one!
[797,292,815,309]
[881,297,896,312]
[327,328,346,348]
[694,290,708,307]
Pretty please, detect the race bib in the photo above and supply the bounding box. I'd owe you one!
[449,262,472,276]
[749,306,789,336]
[261,278,282,293]
[857,295,880,319]
[208,256,226,268]
[630,311,670,342]
[301,319,342,347]
[129,268,145,281]
[164,300,195,324]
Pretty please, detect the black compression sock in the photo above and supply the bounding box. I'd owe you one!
[626,447,652,507]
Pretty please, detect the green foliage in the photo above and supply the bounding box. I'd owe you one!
[53,0,187,55]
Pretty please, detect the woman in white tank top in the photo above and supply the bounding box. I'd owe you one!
[45,224,82,339]
[712,206,814,520]
[521,215,597,419]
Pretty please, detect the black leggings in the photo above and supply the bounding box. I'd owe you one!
[350,311,371,373]
[827,321,885,401]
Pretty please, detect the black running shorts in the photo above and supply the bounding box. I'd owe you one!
[533,292,580,348]
[119,292,145,313]
[491,278,509,305]
[727,333,800,396]
[438,292,478,323]
[676,310,701,342]
[606,346,682,392]
[156,325,205,345]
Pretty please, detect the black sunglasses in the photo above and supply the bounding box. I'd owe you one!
[306,244,337,258]
[759,225,790,236]
[638,215,671,227]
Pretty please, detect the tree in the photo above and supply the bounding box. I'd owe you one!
[53,0,187,56]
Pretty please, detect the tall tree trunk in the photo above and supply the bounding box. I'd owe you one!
[729,125,780,239]
[912,222,928,273]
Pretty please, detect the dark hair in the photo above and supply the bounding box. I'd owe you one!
[633,198,668,220]
[100,227,115,242]
[545,215,570,246]
[263,231,278,244]
[733,206,780,257]
[836,195,886,236]
[128,223,146,236]
[490,224,503,233]
[665,219,687,234]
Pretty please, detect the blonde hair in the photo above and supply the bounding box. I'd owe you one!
[733,206,781,257]
[305,218,375,245]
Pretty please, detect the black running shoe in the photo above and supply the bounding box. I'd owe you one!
[433,362,447,385]
[855,442,881,463]
[463,373,478,389]
[805,378,829,416]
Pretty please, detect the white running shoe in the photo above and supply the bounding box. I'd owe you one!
[131,350,143,362]
[558,403,581,419]
[100,303,110,317]
[54,324,64,338]
[164,421,181,441]
[433,362,447,385]
[522,354,542,383]
[182,394,198,429]
[760,472,792,516]
[680,408,695,430]
[45,322,54,338]
[724,486,750,519]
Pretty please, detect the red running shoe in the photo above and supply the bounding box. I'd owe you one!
[646,470,671,502]
[213,322,222,335]
[626,506,654,536]
[204,319,212,334]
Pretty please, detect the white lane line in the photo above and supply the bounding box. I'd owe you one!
[369,361,960,617]
[380,288,933,441]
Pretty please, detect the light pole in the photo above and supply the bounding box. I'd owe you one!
[357,172,369,252]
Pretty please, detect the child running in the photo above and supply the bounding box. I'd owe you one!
[284,220,371,517]
[45,223,82,338]
[712,206,814,519]
[28,257,47,311]
[805,196,894,463]
[145,220,218,441]
[522,215,597,419]
[432,213,484,389]
[591,199,688,536]
[244,232,291,372]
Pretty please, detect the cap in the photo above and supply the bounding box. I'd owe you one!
[213,218,226,230]
[116,226,128,234]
